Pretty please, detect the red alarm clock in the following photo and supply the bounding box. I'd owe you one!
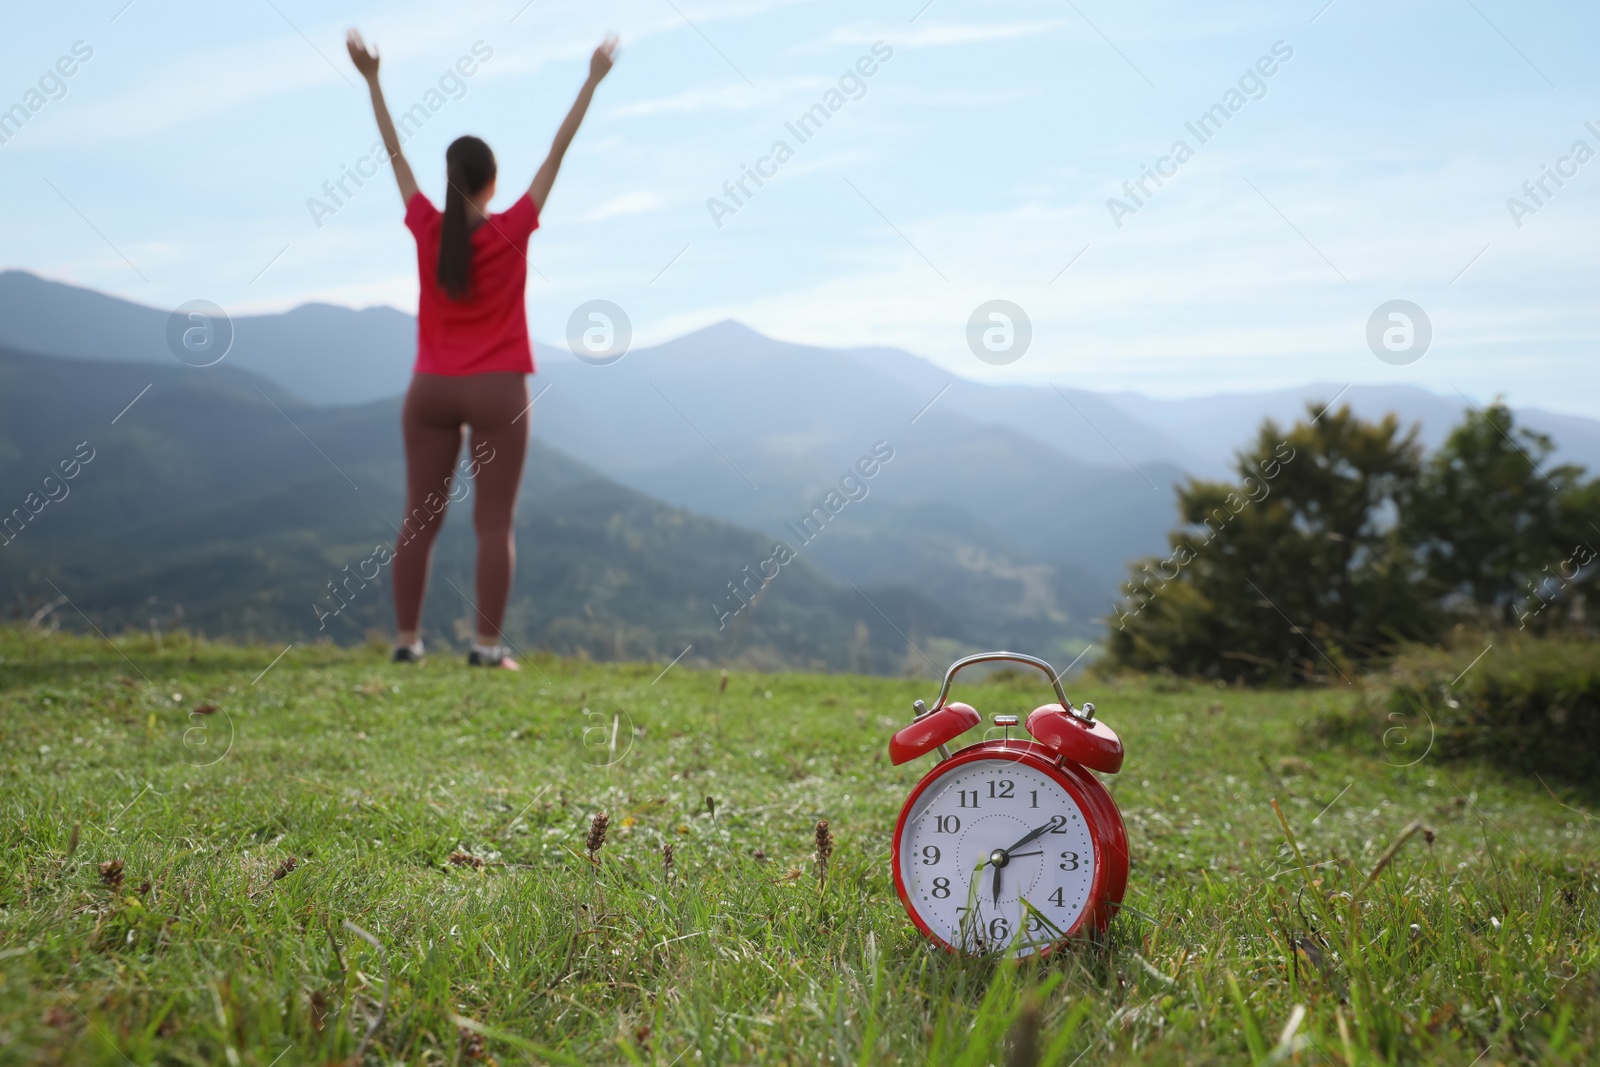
[889,651,1128,958]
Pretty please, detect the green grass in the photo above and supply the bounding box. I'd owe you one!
[1,627,1596,1065]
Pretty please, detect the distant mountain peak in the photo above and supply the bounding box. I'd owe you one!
[677,319,771,345]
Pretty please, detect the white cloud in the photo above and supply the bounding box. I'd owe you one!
[601,140,1600,413]
[581,189,671,221]
[880,86,1037,107]
[793,18,1077,54]
[19,35,343,146]
[606,77,830,119]
[608,84,765,119]
[16,0,805,147]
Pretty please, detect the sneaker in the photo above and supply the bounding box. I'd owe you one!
[467,645,519,670]
[392,642,424,663]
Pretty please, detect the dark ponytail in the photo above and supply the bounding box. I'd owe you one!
[438,135,497,301]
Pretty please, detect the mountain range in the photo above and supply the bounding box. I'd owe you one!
[0,345,975,673]
[3,269,1596,673]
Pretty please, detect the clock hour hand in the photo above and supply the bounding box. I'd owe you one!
[992,860,1001,904]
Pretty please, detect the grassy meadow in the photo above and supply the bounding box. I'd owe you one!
[0,625,1596,1065]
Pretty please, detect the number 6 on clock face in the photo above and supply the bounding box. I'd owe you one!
[892,751,1108,958]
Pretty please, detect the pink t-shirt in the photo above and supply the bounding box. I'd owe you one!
[405,191,540,375]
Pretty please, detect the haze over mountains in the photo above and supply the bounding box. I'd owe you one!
[3,270,1597,672]
[0,345,970,673]
[4,271,1598,477]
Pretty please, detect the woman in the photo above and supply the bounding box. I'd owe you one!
[346,29,617,669]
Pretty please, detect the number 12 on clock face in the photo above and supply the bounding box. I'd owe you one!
[894,755,1099,957]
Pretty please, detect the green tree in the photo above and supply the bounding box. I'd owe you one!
[1405,401,1585,623]
[1523,471,1600,633]
[1107,405,1440,684]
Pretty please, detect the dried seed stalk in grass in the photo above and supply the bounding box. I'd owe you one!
[1290,936,1328,980]
[99,858,124,890]
[586,811,610,863]
[1357,820,1431,900]
[718,670,728,694]
[66,821,80,858]
[1006,996,1041,1067]
[815,819,834,889]
[662,842,675,882]
[447,851,485,869]
[307,990,330,1033]
[458,1025,487,1061]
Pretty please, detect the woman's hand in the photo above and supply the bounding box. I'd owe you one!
[346,29,381,81]
[589,36,619,83]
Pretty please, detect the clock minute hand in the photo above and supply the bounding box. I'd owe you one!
[1000,818,1057,856]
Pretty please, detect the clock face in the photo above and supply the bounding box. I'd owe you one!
[896,754,1098,957]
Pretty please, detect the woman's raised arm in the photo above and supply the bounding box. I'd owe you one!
[528,37,618,213]
[347,29,420,206]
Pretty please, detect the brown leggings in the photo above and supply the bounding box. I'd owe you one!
[392,372,529,641]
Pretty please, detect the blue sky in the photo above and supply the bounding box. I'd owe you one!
[3,0,1597,414]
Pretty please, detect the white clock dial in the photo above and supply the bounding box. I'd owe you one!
[898,756,1097,957]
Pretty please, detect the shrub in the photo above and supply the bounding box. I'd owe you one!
[1320,634,1600,790]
